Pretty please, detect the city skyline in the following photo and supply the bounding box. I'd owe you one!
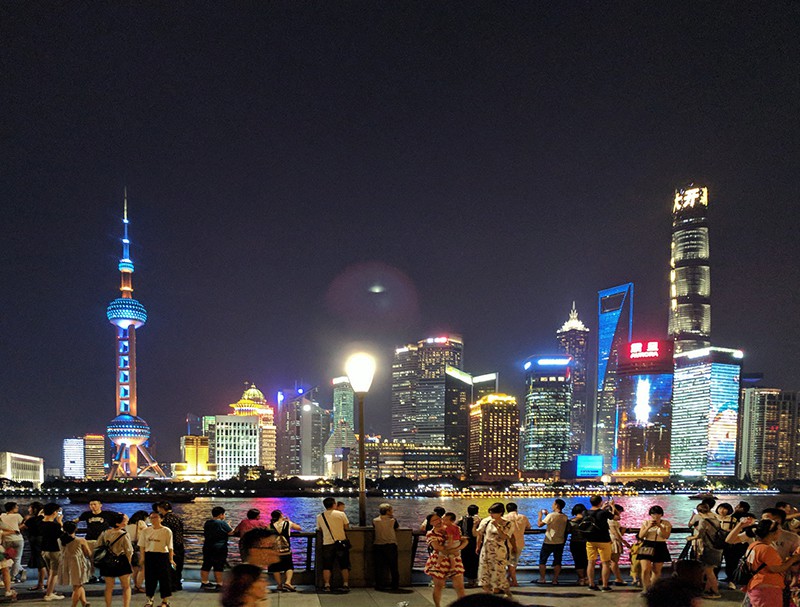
[3,4,799,468]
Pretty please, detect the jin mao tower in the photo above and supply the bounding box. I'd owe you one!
[105,192,164,479]
[557,302,590,454]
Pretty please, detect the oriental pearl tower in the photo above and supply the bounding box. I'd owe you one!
[105,191,165,479]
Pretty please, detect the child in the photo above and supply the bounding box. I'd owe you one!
[1,541,17,601]
[609,504,630,586]
[438,513,462,569]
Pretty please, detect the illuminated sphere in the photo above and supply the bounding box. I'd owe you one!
[106,298,148,329]
[107,414,151,447]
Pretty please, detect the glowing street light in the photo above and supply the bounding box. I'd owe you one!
[345,352,376,526]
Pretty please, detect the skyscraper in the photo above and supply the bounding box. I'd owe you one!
[276,387,330,477]
[391,335,463,445]
[595,283,634,470]
[173,435,216,482]
[84,434,106,479]
[668,184,711,354]
[522,356,574,474]
[557,302,590,454]
[615,340,673,478]
[739,388,799,483]
[104,192,164,479]
[324,377,357,478]
[468,394,520,482]
[444,366,473,456]
[63,438,84,479]
[214,415,260,480]
[229,383,277,471]
[670,347,743,478]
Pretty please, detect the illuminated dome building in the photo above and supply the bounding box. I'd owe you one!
[106,191,165,479]
[229,383,277,471]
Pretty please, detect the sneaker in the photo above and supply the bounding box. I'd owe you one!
[727,582,736,590]
[44,594,66,601]
[601,586,613,592]
[588,585,600,591]
[340,586,350,594]
[200,583,215,591]
[614,581,628,586]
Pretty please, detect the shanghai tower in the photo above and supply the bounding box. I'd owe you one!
[668,184,711,353]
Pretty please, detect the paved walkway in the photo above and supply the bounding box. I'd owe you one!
[6,581,745,606]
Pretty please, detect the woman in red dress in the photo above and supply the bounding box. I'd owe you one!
[424,513,468,607]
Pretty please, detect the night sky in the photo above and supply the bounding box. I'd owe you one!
[3,3,799,468]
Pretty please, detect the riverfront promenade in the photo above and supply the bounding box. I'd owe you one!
[7,580,744,606]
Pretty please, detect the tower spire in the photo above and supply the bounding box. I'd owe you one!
[118,189,135,298]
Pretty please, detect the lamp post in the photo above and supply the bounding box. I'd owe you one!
[345,352,376,527]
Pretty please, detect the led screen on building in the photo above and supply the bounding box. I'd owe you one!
[576,455,604,477]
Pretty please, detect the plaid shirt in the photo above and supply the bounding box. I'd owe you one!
[161,512,184,546]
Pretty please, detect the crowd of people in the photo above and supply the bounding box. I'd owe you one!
[4,495,800,607]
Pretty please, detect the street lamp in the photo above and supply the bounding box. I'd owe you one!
[345,352,376,527]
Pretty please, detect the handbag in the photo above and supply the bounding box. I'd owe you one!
[321,513,351,553]
[638,544,655,557]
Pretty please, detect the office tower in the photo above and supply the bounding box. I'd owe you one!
[671,347,743,478]
[214,415,260,480]
[84,434,106,479]
[229,383,277,471]
[186,413,202,436]
[739,388,799,482]
[468,394,520,482]
[0,452,44,488]
[324,378,357,478]
[276,387,330,477]
[201,416,216,463]
[173,435,216,481]
[595,283,634,470]
[444,367,473,456]
[347,441,465,480]
[391,335,463,445]
[473,373,499,401]
[522,357,574,474]
[615,341,673,478]
[557,302,590,454]
[668,184,711,354]
[104,192,164,479]
[63,438,85,479]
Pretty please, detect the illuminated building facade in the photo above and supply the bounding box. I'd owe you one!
[324,378,357,478]
[105,193,164,479]
[739,388,799,482]
[173,435,216,482]
[443,368,499,459]
[473,373,499,401]
[276,387,330,477]
[668,184,711,354]
[214,415,259,480]
[346,441,465,480]
[615,341,673,477]
[557,302,590,455]
[201,416,216,463]
[670,347,743,478]
[63,439,85,479]
[522,357,573,474]
[595,283,633,471]
[391,335,463,445]
[84,434,106,479]
[229,383,277,471]
[469,394,520,482]
[0,452,44,488]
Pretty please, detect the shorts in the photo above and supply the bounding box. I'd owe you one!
[570,541,588,570]
[320,543,350,571]
[201,547,228,572]
[586,541,613,563]
[539,542,565,566]
[43,551,61,572]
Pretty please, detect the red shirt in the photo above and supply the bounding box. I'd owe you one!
[747,542,784,590]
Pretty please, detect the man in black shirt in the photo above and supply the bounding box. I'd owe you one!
[76,499,117,583]
[584,495,614,592]
[157,501,185,591]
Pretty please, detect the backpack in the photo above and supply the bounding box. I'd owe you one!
[576,513,600,535]
[703,519,728,550]
[730,545,767,587]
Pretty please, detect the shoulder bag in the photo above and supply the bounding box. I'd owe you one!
[93,530,127,570]
[321,512,351,554]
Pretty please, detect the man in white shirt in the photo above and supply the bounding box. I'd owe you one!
[536,499,568,585]
[504,503,531,587]
[0,502,25,581]
[316,497,350,593]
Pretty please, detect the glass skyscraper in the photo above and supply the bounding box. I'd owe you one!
[670,347,742,478]
[557,302,590,455]
[391,335,463,445]
[668,184,711,354]
[469,394,520,482]
[595,283,633,470]
[522,356,573,474]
